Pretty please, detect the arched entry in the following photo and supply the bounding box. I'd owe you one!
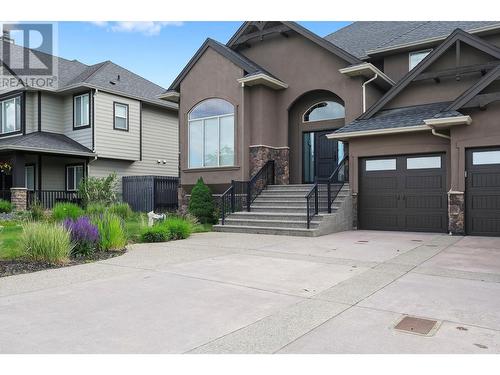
[288,90,346,184]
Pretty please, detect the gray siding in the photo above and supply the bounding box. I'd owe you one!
[25,92,37,134]
[94,91,140,160]
[40,92,64,133]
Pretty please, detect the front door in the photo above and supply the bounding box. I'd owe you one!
[302,130,340,183]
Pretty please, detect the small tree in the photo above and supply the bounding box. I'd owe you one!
[188,178,216,224]
[78,173,118,206]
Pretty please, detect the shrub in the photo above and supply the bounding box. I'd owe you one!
[0,199,12,213]
[109,202,133,220]
[164,217,192,240]
[86,202,107,217]
[78,173,118,206]
[141,224,171,243]
[20,222,73,264]
[29,200,45,221]
[52,202,84,221]
[63,216,99,257]
[93,212,127,251]
[188,178,216,224]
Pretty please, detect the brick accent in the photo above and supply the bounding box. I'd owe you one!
[448,191,465,235]
[352,192,358,229]
[177,186,189,214]
[10,187,27,211]
[249,146,289,185]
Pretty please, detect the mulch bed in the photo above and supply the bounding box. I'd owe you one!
[0,249,126,278]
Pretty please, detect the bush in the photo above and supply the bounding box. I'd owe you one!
[20,222,73,264]
[29,200,45,221]
[164,217,192,240]
[93,212,127,251]
[63,216,99,257]
[79,173,118,206]
[141,224,171,243]
[86,202,107,217]
[188,178,216,224]
[109,202,133,220]
[52,202,84,221]
[0,199,12,213]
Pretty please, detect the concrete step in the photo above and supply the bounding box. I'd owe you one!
[221,218,320,229]
[250,206,309,213]
[226,211,323,222]
[213,224,318,237]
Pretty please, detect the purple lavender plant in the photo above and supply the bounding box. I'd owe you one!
[63,216,99,257]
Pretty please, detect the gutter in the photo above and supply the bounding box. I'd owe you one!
[362,73,378,112]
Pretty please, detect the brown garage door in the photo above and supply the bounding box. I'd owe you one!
[466,147,500,236]
[359,154,447,232]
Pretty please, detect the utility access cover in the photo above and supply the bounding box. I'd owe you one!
[394,316,439,336]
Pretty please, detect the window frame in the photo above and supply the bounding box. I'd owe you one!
[303,101,345,123]
[472,150,500,166]
[0,93,23,137]
[409,49,432,70]
[365,158,397,172]
[187,99,235,169]
[65,164,85,192]
[113,102,129,131]
[73,92,91,130]
[406,155,442,170]
[25,164,36,191]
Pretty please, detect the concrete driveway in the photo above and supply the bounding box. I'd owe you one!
[1,230,499,353]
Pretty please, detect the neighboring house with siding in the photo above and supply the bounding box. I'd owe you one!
[162,21,500,237]
[0,36,178,209]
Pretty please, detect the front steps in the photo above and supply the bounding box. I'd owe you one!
[213,183,352,237]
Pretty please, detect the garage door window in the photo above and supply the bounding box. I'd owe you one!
[407,156,441,169]
[366,159,396,171]
[472,150,500,165]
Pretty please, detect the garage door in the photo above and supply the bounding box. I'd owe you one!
[359,154,447,232]
[466,147,500,236]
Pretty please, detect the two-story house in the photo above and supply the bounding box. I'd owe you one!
[162,21,500,237]
[0,35,178,210]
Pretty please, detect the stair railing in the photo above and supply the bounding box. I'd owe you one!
[219,160,275,225]
[305,183,319,229]
[325,156,349,213]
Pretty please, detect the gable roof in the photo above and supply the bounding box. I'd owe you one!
[228,21,361,65]
[1,40,175,109]
[167,37,279,92]
[446,64,500,110]
[359,29,500,120]
[325,21,500,59]
[0,131,95,157]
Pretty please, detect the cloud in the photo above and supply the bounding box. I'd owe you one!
[90,21,183,36]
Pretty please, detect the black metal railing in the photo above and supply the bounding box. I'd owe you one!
[0,190,11,201]
[219,160,275,225]
[325,156,349,213]
[27,190,82,209]
[305,183,319,229]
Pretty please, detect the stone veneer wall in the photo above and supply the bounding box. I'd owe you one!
[249,146,289,185]
[10,188,27,211]
[351,193,358,230]
[448,191,465,235]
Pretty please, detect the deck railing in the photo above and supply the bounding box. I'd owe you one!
[27,190,82,209]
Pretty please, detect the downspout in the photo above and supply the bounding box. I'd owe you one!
[240,81,245,181]
[92,89,98,153]
[362,74,378,112]
[430,127,451,140]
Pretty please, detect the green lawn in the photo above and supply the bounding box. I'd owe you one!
[0,222,24,259]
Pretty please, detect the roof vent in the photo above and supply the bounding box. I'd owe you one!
[117,74,120,81]
[1,31,14,44]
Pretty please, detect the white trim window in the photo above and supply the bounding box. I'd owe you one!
[66,165,84,191]
[114,102,128,130]
[303,101,345,122]
[188,98,235,168]
[0,96,21,135]
[74,93,90,128]
[409,49,432,70]
[25,165,35,191]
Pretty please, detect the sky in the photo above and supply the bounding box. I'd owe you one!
[51,21,352,89]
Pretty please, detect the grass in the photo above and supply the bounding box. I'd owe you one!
[0,223,24,259]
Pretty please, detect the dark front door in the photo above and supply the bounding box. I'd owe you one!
[466,147,500,236]
[359,154,447,232]
[303,131,339,183]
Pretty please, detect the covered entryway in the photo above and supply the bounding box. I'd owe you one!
[466,147,500,236]
[359,153,447,232]
[302,130,344,183]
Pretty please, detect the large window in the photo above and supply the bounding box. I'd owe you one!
[409,49,432,70]
[74,93,90,128]
[114,102,129,131]
[0,96,21,135]
[303,101,345,122]
[66,165,84,191]
[188,98,235,168]
[25,165,35,191]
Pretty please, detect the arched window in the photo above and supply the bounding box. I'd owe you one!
[188,98,235,168]
[303,101,345,122]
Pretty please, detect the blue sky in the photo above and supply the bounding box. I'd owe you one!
[53,22,351,89]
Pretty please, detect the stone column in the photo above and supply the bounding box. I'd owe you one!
[352,192,358,229]
[10,187,27,211]
[177,186,189,214]
[249,145,289,185]
[448,191,465,235]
